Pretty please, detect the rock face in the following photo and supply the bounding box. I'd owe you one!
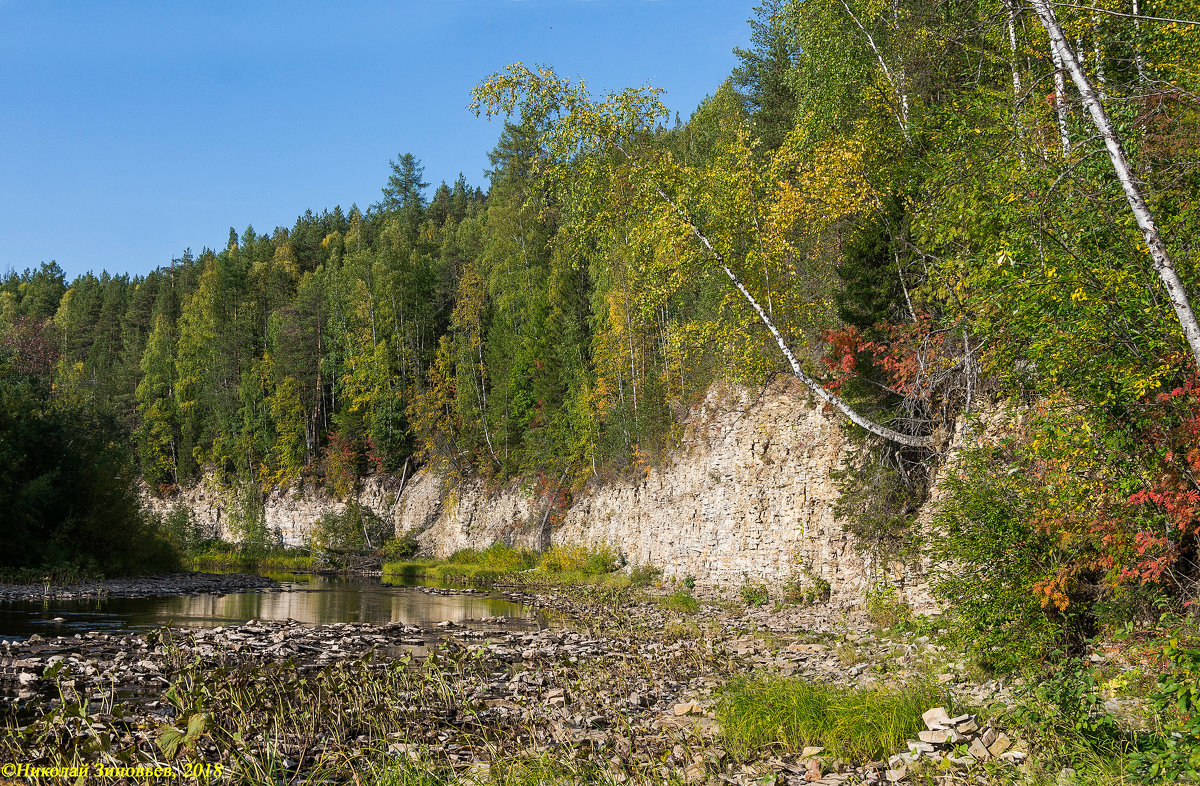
[144,379,952,609]
[553,381,867,599]
[142,475,406,546]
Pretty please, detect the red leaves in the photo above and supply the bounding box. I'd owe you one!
[821,315,950,400]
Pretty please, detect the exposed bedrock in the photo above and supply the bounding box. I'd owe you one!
[145,380,996,612]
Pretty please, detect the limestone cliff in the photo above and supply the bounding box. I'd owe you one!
[145,379,971,610]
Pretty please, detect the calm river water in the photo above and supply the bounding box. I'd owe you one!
[0,573,537,641]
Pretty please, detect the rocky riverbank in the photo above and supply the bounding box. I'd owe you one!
[0,572,278,602]
[0,583,1049,785]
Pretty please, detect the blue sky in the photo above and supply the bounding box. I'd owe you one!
[1,1,752,279]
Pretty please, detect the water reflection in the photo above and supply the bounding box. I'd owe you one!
[0,574,534,640]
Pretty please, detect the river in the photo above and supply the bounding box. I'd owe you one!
[0,573,538,641]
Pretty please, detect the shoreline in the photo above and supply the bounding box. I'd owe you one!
[0,571,279,602]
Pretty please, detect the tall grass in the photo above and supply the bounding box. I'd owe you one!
[716,677,946,763]
[659,589,700,614]
[186,545,316,574]
[382,542,644,590]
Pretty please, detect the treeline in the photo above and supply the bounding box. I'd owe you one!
[3,0,1200,651]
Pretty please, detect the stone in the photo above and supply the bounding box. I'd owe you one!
[921,707,950,730]
[987,734,1012,757]
[968,739,991,760]
[918,729,960,745]
[673,702,702,716]
[801,746,825,758]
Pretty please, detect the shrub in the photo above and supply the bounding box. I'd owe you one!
[1130,640,1200,782]
[783,567,831,605]
[310,503,391,554]
[741,582,769,607]
[930,447,1069,672]
[448,543,538,572]
[381,531,420,560]
[538,543,620,576]
[628,563,661,586]
[154,505,206,556]
[865,585,912,628]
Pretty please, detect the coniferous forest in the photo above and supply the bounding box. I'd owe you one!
[2,0,1200,679]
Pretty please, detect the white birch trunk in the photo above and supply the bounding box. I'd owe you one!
[1050,41,1071,155]
[1132,0,1146,81]
[1031,0,1200,369]
[840,0,912,144]
[658,187,932,447]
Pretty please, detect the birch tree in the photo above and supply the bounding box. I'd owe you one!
[1029,0,1200,370]
[472,64,934,447]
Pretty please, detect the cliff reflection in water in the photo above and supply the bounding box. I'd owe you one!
[0,575,535,640]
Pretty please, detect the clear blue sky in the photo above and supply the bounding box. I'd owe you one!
[1,1,753,279]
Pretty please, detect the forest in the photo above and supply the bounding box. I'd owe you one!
[2,0,1199,664]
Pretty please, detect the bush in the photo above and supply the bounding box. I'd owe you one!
[154,505,206,556]
[783,567,831,605]
[628,563,661,586]
[741,582,769,607]
[865,585,912,628]
[1130,640,1200,782]
[448,543,538,572]
[310,503,391,554]
[930,448,1068,672]
[538,543,620,576]
[381,531,420,560]
[0,352,180,577]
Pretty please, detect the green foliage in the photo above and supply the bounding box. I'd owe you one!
[659,589,700,614]
[310,502,391,555]
[0,348,179,577]
[448,543,539,572]
[716,676,945,763]
[537,543,620,576]
[225,484,273,558]
[381,532,420,561]
[740,582,769,607]
[627,563,661,587]
[1012,657,1121,743]
[152,505,206,555]
[865,586,912,629]
[783,568,831,606]
[1131,640,1200,782]
[833,441,925,562]
[930,447,1068,672]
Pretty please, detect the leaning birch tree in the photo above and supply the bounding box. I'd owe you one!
[472,64,933,447]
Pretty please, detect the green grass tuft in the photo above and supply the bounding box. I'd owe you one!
[716,676,945,763]
[659,589,700,614]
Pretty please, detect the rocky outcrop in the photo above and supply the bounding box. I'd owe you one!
[144,379,970,610]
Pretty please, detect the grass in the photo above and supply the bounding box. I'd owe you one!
[186,546,317,573]
[659,589,701,614]
[716,676,946,763]
[383,542,652,591]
